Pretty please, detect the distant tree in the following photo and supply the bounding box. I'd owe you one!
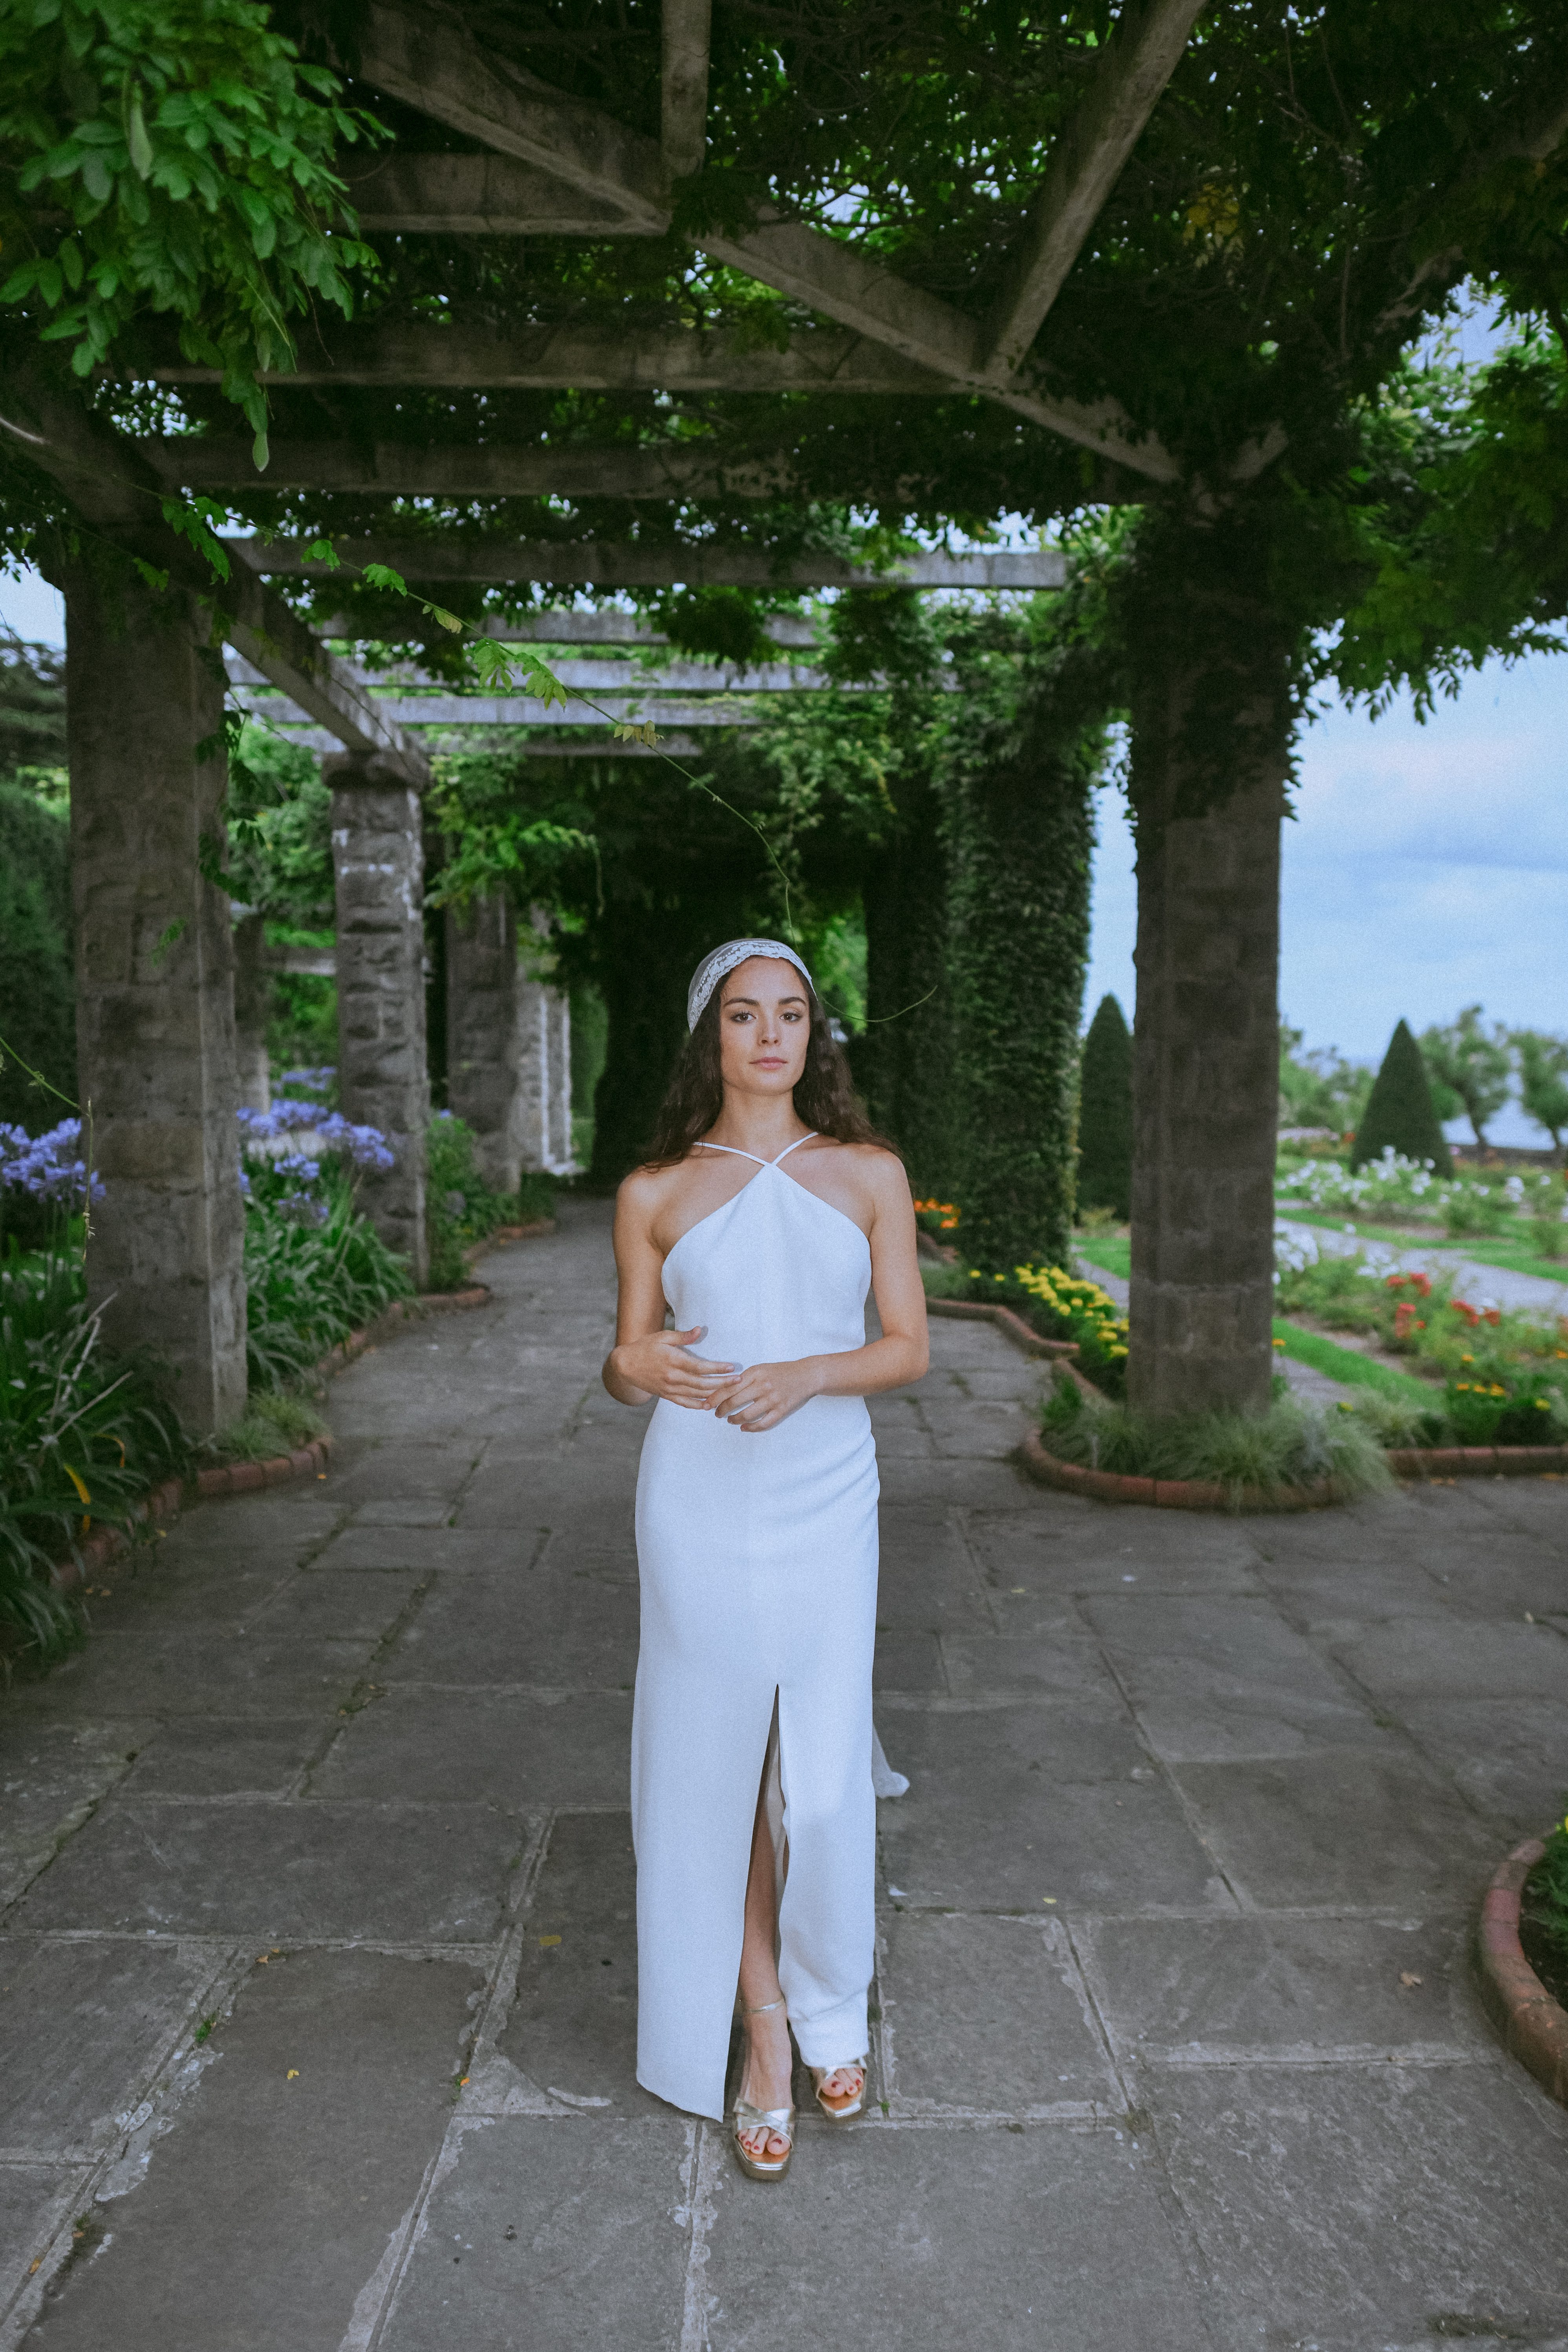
[1279,1023,1374,1136]
[1351,1021,1453,1175]
[1514,1031,1568,1153]
[1077,995,1133,1223]
[1419,1007,1513,1148]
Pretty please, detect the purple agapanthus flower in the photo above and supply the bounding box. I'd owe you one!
[0,1118,106,1206]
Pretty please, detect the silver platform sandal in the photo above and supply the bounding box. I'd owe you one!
[808,2058,868,2122]
[732,1998,795,2181]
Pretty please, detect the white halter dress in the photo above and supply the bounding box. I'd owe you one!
[632,1134,879,2121]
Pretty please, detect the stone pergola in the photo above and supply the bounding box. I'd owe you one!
[2,0,1213,1430]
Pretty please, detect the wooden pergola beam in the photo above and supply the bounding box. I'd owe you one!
[0,367,428,776]
[133,318,948,395]
[353,1,671,234]
[338,151,643,236]
[661,0,712,178]
[233,538,1070,590]
[984,0,1208,374]
[136,436,796,500]
[349,0,1178,482]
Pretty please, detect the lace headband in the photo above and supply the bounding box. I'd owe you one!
[686,937,815,1031]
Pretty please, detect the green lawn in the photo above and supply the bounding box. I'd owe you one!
[1074,1234,1130,1281]
[1271,1320,1435,1405]
[1276,1205,1568,1288]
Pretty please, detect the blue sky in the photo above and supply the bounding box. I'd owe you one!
[1085,652,1568,1145]
[6,564,1564,1143]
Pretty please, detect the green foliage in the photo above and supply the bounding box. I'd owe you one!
[856,769,953,1189]
[1515,1030,1568,1153]
[1279,1024,1372,1138]
[0,780,76,1127]
[225,726,332,924]
[425,1114,557,1291]
[205,1387,324,1464]
[1077,995,1132,1221]
[1351,1021,1453,1175]
[1418,1006,1511,1148]
[1524,1814,1568,1986]
[0,0,379,442]
[941,643,1099,1271]
[0,1246,186,1665]
[243,1186,412,1391]
[1038,1374,1394,1507]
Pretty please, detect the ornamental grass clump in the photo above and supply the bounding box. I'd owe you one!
[1039,1373,1394,1508]
[0,1249,185,1665]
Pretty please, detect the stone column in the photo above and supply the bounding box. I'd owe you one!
[327,751,429,1283]
[513,977,551,1172]
[548,991,574,1168]
[62,562,247,1435]
[445,891,523,1193]
[232,911,271,1112]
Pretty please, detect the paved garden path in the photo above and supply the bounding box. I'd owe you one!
[4,1201,1568,2352]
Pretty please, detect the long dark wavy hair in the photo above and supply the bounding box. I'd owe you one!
[642,965,896,1167]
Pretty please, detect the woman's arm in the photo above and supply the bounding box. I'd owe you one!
[703,1153,929,1432]
[602,1171,741,1409]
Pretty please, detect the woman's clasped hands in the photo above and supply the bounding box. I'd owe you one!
[609,1325,817,1431]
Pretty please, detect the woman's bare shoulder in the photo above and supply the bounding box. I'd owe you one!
[616,1161,679,1222]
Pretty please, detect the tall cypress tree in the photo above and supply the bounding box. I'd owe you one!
[1077,994,1133,1221]
[1350,1020,1453,1174]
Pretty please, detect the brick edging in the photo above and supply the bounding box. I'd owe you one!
[927,1296,1077,1360]
[1477,1835,1568,2109]
[1015,1427,1335,1514]
[1388,1444,1568,1480]
[50,1439,334,1597]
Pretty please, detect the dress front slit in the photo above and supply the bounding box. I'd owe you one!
[631,1139,879,2121]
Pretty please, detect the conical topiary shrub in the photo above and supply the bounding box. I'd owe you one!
[1349,1020,1453,1174]
[1077,993,1133,1220]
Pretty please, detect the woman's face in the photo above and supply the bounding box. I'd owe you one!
[715,957,811,1098]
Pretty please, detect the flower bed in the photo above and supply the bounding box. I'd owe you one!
[1277,1146,1567,1255]
[1273,1235,1568,1449]
[924,1261,1130,1398]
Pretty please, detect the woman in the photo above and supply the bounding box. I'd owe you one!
[602,937,928,2179]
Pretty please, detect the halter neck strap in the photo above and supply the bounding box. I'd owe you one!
[695,1131,818,1170]
[770,1131,817,1165]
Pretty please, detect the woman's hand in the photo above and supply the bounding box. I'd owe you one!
[609,1325,738,1410]
[704,1358,822,1432]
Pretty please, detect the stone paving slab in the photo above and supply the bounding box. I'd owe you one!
[1080,1592,1397,1762]
[876,1910,1121,2111]
[2,1197,1566,2351]
[0,1938,222,2159]
[874,1702,1231,1915]
[22,1946,482,2352]
[694,2121,1215,2352]
[307,1690,633,1806]
[375,2116,694,2352]
[11,1799,521,1943]
[1077,1911,1489,2065]
[1170,1750,1506,1912]
[1145,2062,1568,2351]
